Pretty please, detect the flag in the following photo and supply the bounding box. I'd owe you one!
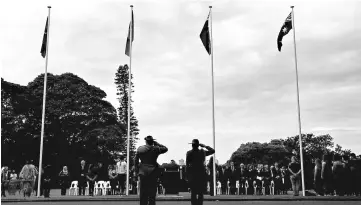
[200,12,211,55]
[125,10,134,57]
[40,17,48,58]
[277,12,292,52]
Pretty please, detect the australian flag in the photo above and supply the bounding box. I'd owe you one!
[277,12,292,52]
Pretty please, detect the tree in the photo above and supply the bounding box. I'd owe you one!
[334,144,352,156]
[282,133,334,161]
[115,64,139,166]
[2,73,126,174]
[230,141,290,165]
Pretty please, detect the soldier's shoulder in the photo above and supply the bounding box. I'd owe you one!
[137,145,149,153]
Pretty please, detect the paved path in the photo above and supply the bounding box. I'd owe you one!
[2,189,360,203]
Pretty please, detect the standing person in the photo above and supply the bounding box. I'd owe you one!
[321,154,333,196]
[186,139,215,205]
[239,163,248,195]
[58,166,71,196]
[342,155,352,196]
[332,154,345,196]
[1,166,9,197]
[108,164,118,195]
[314,159,323,196]
[77,160,87,196]
[86,163,98,196]
[19,160,39,197]
[206,157,216,196]
[134,136,168,205]
[218,165,229,195]
[116,155,127,195]
[228,162,239,195]
[288,156,301,196]
[42,165,51,198]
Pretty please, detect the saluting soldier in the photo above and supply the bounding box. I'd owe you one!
[134,136,168,205]
[186,139,215,205]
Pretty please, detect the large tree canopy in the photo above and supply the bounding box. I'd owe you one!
[1,73,126,174]
[230,133,336,166]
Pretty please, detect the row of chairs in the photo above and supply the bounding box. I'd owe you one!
[68,181,134,196]
[213,180,276,195]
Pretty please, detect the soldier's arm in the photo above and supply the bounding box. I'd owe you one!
[154,141,168,154]
[201,144,215,156]
[134,151,139,175]
[186,151,191,179]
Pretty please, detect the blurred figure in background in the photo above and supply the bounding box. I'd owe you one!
[321,154,333,196]
[288,156,301,196]
[77,160,88,196]
[58,166,71,196]
[313,159,323,196]
[332,154,345,196]
[108,164,118,195]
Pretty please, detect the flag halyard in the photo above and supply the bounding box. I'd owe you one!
[277,12,292,52]
[40,18,48,58]
[125,11,134,56]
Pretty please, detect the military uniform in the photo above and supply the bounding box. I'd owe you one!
[186,139,215,205]
[134,136,168,205]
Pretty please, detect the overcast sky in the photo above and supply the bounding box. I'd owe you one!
[1,0,361,164]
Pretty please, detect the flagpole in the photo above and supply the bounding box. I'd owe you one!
[37,5,51,198]
[209,5,217,196]
[291,6,305,197]
[126,4,133,196]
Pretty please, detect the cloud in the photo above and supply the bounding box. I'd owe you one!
[2,0,361,164]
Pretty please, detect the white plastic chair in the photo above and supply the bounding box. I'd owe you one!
[235,180,240,195]
[104,181,111,195]
[245,180,249,195]
[94,181,105,196]
[253,181,258,195]
[216,181,221,195]
[69,181,78,196]
[137,181,140,196]
[226,180,230,195]
[85,182,89,196]
[270,180,275,195]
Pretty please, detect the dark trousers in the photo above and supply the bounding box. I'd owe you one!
[314,179,323,195]
[78,186,86,196]
[118,174,126,193]
[139,174,157,205]
[1,182,6,196]
[43,179,51,198]
[220,181,227,194]
[334,176,344,195]
[191,191,204,205]
[60,182,68,196]
[88,181,95,196]
[290,175,300,196]
[78,178,86,195]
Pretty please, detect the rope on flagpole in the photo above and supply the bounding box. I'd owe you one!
[37,5,51,198]
[291,5,306,197]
